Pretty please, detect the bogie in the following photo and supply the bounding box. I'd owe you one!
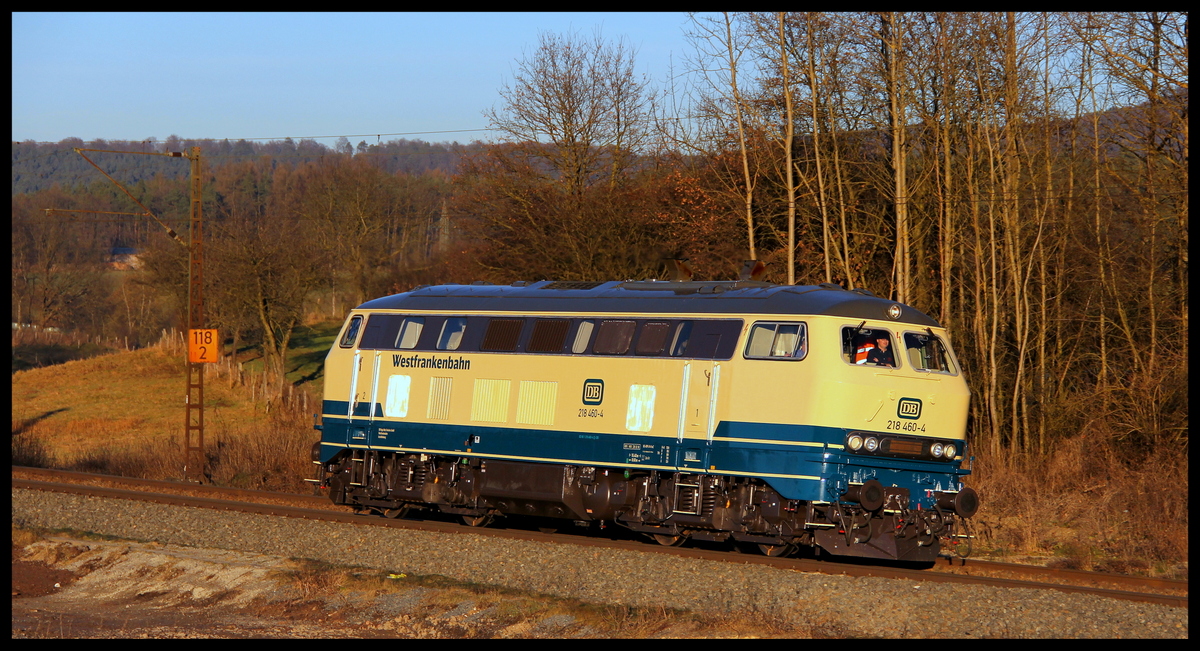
[321,448,970,562]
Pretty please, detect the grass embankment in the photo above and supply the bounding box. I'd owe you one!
[11,321,341,491]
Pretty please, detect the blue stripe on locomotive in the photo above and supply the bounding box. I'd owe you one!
[319,400,967,509]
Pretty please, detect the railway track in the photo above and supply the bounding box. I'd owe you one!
[11,466,1187,609]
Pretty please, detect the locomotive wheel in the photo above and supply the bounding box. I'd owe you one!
[384,506,410,519]
[461,514,494,527]
[757,543,794,557]
[652,533,685,547]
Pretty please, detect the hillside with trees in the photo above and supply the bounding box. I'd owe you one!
[11,12,1187,566]
[11,137,465,195]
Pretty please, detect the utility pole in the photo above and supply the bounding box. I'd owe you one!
[45,146,209,482]
[182,147,207,483]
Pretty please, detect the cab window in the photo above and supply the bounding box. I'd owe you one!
[339,315,363,348]
[744,322,807,360]
[843,327,897,367]
[903,331,957,374]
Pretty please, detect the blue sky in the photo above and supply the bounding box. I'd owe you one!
[12,12,696,146]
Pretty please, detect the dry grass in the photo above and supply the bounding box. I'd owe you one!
[283,566,812,638]
[969,434,1188,576]
[575,603,803,638]
[205,409,316,492]
[13,341,214,460]
[12,525,44,548]
[282,560,349,600]
[11,428,53,468]
[11,333,320,492]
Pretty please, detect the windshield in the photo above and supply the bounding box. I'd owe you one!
[903,331,956,374]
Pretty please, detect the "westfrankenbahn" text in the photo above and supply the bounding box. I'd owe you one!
[392,354,470,370]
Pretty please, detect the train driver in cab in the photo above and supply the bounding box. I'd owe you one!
[865,333,895,367]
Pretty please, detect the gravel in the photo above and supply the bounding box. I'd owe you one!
[11,487,1188,638]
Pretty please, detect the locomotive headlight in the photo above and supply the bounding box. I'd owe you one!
[847,434,864,451]
[864,437,879,452]
[944,443,957,459]
[931,442,945,458]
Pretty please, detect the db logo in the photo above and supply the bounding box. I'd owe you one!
[582,379,604,405]
[898,398,922,420]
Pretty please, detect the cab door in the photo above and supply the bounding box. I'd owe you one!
[347,349,380,447]
[676,360,720,472]
[364,350,384,449]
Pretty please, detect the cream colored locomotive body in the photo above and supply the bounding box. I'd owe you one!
[315,280,976,561]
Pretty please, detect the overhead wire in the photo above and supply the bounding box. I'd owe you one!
[14,127,496,148]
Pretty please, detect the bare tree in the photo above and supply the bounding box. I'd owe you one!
[485,29,655,198]
[462,29,684,282]
[875,12,914,303]
[686,12,762,261]
[743,12,803,284]
[11,190,108,330]
[301,158,404,307]
[794,11,838,283]
[208,210,327,394]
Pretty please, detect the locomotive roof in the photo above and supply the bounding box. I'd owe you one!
[356,280,941,327]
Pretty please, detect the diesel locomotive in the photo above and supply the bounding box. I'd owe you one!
[311,278,978,562]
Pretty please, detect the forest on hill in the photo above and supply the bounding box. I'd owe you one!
[11,136,465,195]
[11,13,1188,563]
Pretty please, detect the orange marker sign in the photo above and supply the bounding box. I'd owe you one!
[188,329,219,363]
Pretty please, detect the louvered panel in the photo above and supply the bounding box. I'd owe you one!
[426,376,453,420]
[516,380,557,426]
[471,378,511,422]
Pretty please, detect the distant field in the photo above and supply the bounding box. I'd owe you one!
[11,320,342,465]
